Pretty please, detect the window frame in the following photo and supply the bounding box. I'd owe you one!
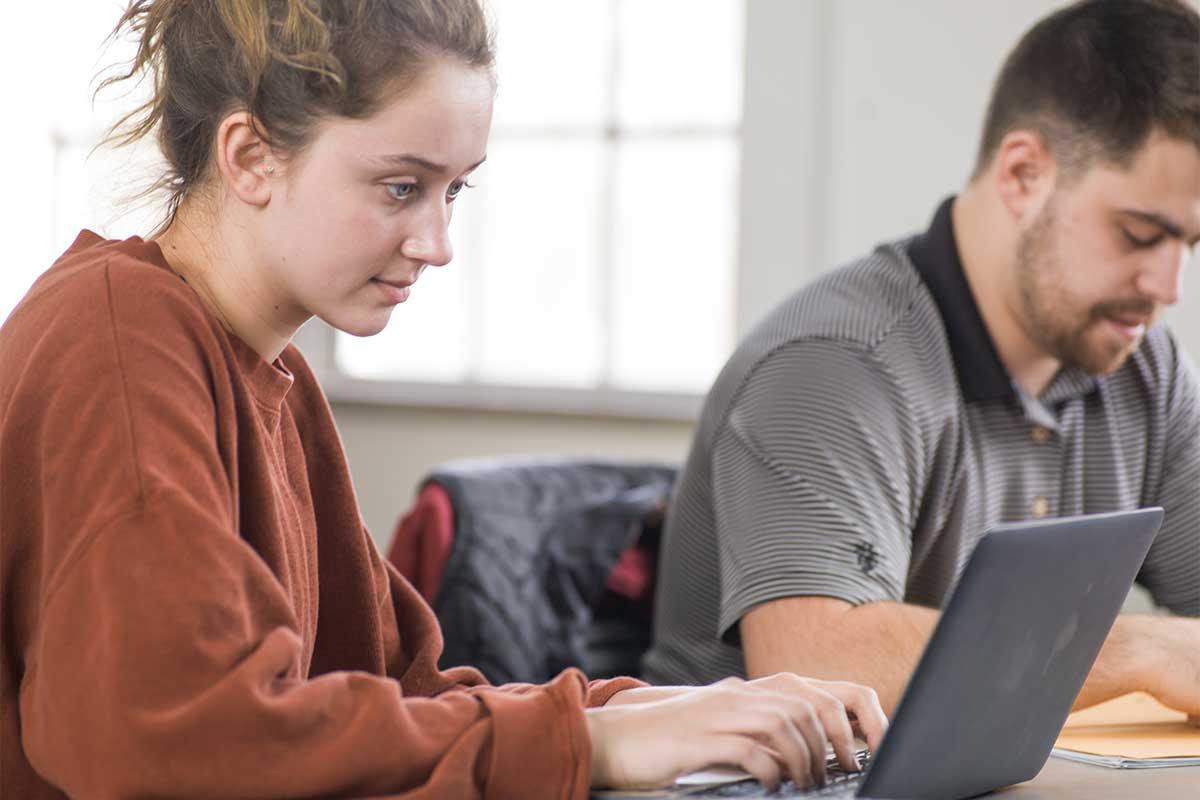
[301,320,705,420]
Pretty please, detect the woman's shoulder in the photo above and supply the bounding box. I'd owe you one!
[0,232,240,439]
[4,230,226,362]
[24,230,210,319]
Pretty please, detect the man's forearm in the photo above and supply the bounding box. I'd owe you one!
[741,600,1198,717]
[1071,615,1152,710]
[1077,615,1200,714]
[741,598,938,714]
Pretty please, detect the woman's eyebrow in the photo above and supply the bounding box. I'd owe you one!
[367,153,487,174]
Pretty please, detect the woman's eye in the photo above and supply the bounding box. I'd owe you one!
[385,183,416,201]
[447,180,474,200]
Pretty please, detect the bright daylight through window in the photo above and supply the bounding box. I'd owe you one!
[334,0,745,398]
[2,0,745,407]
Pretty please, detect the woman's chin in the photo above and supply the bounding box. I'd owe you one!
[321,308,394,338]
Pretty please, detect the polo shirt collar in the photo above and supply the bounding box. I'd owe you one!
[906,196,1102,417]
[906,196,1015,404]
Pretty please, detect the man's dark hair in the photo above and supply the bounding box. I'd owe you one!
[974,0,1200,179]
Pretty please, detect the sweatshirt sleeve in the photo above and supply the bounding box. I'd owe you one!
[22,492,595,799]
[16,260,595,799]
[375,546,648,707]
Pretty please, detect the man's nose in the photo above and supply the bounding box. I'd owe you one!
[1135,242,1187,307]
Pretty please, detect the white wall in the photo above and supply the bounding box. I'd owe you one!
[338,0,1200,555]
[738,0,1200,340]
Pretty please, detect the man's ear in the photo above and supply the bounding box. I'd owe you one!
[212,111,276,207]
[990,129,1057,222]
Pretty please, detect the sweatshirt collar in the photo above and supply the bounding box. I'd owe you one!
[134,233,296,412]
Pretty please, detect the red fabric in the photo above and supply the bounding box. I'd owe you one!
[388,482,456,603]
[604,545,655,604]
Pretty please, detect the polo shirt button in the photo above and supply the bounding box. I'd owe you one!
[1031,496,1050,518]
[1031,425,1051,443]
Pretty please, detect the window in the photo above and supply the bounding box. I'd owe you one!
[3,0,745,419]
[1,1,160,324]
[329,0,745,415]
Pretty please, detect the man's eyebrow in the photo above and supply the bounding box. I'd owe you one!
[367,153,487,174]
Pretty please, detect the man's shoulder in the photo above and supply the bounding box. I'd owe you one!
[1119,323,1198,411]
[750,241,932,349]
[700,242,955,431]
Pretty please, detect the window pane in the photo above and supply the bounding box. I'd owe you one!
[616,0,745,130]
[475,138,606,387]
[53,0,148,137]
[610,136,738,393]
[339,139,608,388]
[490,0,612,129]
[1,138,55,324]
[53,137,167,251]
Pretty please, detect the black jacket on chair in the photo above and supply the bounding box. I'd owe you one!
[426,458,677,685]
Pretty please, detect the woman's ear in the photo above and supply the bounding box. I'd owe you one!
[213,111,275,207]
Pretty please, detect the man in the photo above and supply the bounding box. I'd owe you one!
[643,0,1200,719]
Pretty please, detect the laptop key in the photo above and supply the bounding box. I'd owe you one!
[680,751,870,798]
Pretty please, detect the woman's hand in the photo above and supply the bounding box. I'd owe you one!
[741,673,888,752]
[586,674,887,790]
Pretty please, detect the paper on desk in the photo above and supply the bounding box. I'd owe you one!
[1052,691,1200,767]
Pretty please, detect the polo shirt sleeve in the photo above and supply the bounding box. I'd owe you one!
[1139,345,1200,616]
[712,339,931,640]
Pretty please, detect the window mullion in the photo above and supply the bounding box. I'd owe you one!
[599,0,624,391]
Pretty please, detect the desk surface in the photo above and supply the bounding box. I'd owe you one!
[990,754,1198,798]
[592,755,1199,798]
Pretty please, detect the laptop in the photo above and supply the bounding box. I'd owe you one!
[599,508,1164,799]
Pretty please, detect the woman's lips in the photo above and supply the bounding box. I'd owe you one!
[372,277,413,303]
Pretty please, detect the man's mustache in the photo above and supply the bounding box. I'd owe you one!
[1092,298,1157,322]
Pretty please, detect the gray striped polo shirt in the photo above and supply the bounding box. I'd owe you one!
[642,197,1200,686]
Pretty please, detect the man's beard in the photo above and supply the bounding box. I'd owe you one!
[1014,199,1153,377]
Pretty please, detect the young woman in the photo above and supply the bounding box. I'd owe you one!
[0,1,886,797]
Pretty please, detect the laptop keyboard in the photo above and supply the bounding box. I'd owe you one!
[679,751,871,798]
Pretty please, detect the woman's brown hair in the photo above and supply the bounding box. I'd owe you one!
[101,0,495,230]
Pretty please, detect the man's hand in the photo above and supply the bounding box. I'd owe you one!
[1138,617,1200,717]
[586,675,887,790]
[1077,615,1199,713]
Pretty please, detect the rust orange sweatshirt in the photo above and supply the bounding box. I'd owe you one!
[0,232,639,799]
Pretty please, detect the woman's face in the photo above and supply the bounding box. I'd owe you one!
[256,58,494,337]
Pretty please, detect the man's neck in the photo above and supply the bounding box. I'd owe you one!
[952,188,1062,397]
[154,206,301,364]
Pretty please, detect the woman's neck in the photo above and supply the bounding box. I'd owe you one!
[154,204,302,363]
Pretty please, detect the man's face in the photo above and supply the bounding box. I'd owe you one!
[1013,132,1200,376]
